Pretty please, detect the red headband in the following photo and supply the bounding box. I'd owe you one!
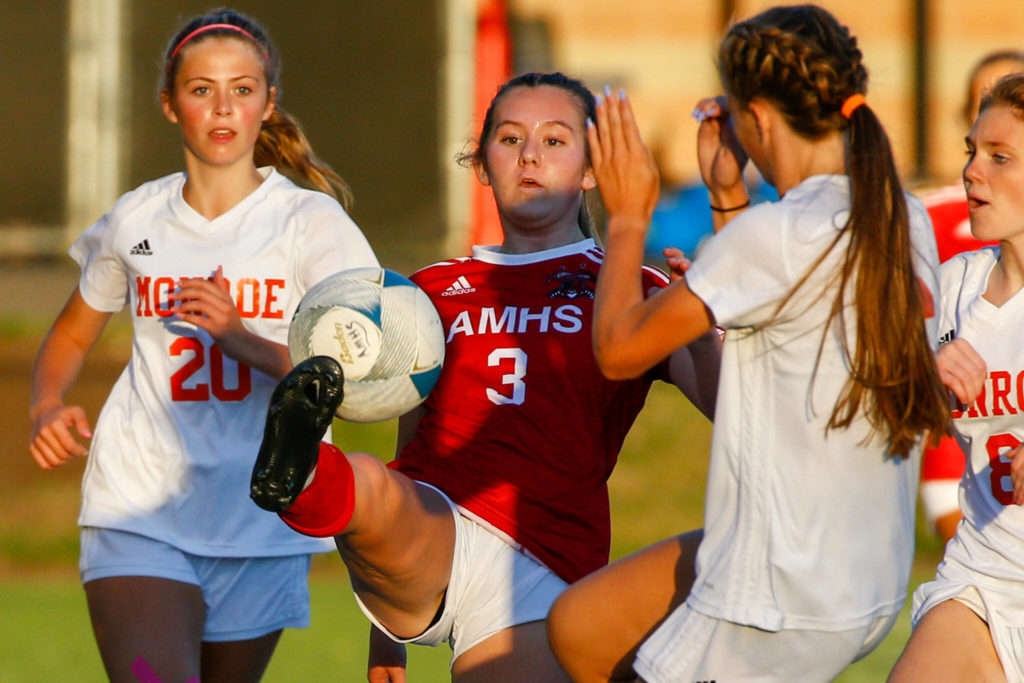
[167,23,266,65]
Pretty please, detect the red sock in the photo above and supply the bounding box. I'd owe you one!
[279,442,355,537]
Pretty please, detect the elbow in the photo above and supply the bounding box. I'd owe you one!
[594,343,646,381]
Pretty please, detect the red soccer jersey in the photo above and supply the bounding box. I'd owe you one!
[393,240,668,583]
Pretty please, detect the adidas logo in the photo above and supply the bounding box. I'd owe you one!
[130,239,153,256]
[441,275,475,296]
[938,329,955,347]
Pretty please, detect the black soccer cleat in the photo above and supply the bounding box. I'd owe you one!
[250,356,345,512]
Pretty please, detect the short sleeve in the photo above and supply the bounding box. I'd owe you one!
[68,212,130,313]
[684,203,792,328]
[295,196,380,289]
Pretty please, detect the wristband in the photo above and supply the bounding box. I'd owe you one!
[709,199,751,213]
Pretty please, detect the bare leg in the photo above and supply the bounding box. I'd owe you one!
[547,529,703,683]
[888,599,1005,682]
[85,576,204,683]
[452,621,569,683]
[251,358,457,638]
[200,631,282,683]
[337,451,456,638]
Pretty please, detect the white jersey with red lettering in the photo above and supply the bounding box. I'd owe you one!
[70,167,377,557]
[394,239,668,583]
[931,247,1024,585]
[678,174,939,633]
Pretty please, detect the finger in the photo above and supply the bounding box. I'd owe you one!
[587,116,603,171]
[593,90,612,165]
[618,90,645,154]
[212,265,230,293]
[604,87,627,159]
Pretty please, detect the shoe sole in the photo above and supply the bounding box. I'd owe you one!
[250,356,344,512]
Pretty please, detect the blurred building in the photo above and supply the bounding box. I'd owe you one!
[3,0,1024,266]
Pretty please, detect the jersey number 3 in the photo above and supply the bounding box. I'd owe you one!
[170,337,252,401]
[486,347,527,406]
[987,433,1021,506]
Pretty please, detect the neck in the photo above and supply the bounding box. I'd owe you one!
[769,127,845,197]
[498,219,586,255]
[986,241,1024,306]
[181,154,266,220]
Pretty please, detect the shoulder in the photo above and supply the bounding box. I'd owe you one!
[106,172,184,222]
[266,172,350,217]
[410,257,473,288]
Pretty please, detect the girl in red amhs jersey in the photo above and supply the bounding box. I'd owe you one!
[889,74,1024,683]
[250,72,721,682]
[29,9,376,682]
[546,6,950,683]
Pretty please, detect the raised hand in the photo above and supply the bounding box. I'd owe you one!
[693,96,749,218]
[588,88,660,229]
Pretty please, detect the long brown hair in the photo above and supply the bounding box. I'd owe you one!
[718,5,950,456]
[162,8,353,209]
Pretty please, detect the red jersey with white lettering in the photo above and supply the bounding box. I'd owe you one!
[938,248,1024,564]
[393,239,667,583]
[69,167,378,557]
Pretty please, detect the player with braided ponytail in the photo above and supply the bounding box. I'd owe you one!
[546,6,949,681]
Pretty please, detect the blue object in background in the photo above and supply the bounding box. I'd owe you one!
[646,181,778,260]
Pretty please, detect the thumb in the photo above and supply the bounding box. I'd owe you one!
[213,265,229,292]
[70,410,93,439]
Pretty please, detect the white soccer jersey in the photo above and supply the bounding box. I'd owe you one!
[933,247,1024,590]
[680,174,939,632]
[70,167,378,557]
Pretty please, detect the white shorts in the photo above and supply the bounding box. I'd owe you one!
[80,527,312,641]
[634,603,896,683]
[354,485,568,664]
[913,547,1024,681]
[920,479,960,527]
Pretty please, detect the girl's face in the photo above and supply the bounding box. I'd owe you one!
[161,37,275,170]
[477,85,596,233]
[963,104,1024,243]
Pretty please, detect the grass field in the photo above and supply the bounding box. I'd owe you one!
[0,315,946,681]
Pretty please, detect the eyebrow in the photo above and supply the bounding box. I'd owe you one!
[494,119,575,130]
[182,74,261,84]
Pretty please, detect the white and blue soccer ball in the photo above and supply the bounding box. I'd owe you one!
[288,267,445,423]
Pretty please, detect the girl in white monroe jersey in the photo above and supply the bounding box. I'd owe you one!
[29,9,377,682]
[890,73,1024,683]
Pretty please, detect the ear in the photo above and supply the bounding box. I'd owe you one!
[160,89,179,125]
[747,98,773,142]
[474,162,491,187]
[581,166,597,192]
[262,86,278,122]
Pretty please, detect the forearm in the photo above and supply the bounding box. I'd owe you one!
[593,216,650,379]
[216,332,291,380]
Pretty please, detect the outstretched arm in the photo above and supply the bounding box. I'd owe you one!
[30,288,112,469]
[367,625,407,683]
[589,90,714,379]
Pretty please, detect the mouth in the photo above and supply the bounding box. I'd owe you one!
[966,195,988,210]
[209,129,236,142]
[519,177,542,188]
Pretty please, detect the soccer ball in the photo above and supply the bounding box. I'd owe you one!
[288,267,445,422]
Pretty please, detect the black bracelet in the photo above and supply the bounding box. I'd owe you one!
[709,199,751,212]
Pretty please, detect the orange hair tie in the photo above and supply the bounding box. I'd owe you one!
[841,93,867,119]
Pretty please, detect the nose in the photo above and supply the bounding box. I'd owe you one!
[213,91,233,116]
[519,138,540,166]
[963,155,981,186]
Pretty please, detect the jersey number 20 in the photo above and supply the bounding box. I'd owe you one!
[170,337,252,401]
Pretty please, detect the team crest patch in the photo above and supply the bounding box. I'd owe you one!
[546,265,596,299]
